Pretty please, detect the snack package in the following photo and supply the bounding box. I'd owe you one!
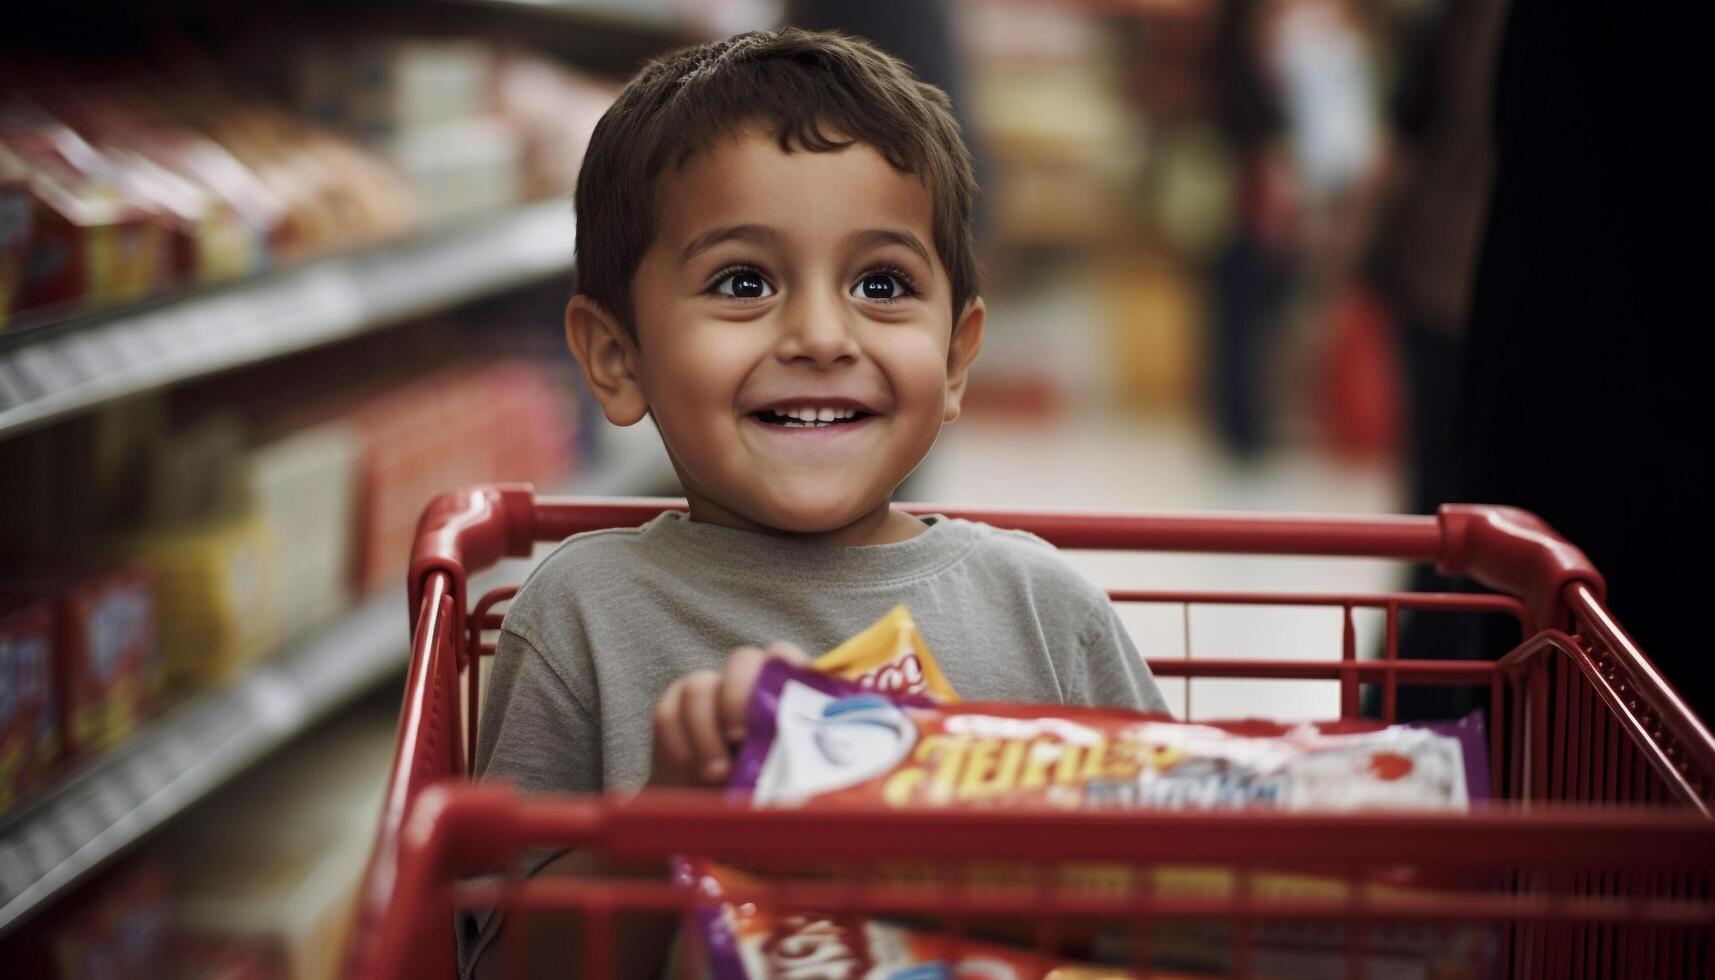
[699,664,1498,979]
[679,858,1178,980]
[735,663,1486,811]
[0,146,30,327]
[0,597,58,815]
[57,564,159,757]
[812,606,959,703]
[129,512,277,690]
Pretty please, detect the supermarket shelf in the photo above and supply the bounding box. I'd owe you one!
[0,200,576,440]
[0,439,672,938]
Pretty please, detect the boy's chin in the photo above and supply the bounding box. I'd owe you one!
[748,492,892,536]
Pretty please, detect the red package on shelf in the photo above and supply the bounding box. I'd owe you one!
[0,103,171,317]
[2,858,173,980]
[54,564,159,759]
[347,361,576,594]
[0,147,31,326]
[0,596,59,816]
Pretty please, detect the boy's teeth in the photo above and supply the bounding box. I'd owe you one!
[768,406,859,423]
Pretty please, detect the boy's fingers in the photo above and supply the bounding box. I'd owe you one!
[652,678,692,772]
[717,642,810,742]
[764,641,810,665]
[680,671,729,782]
[719,647,767,743]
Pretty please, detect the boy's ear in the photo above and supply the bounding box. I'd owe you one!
[943,296,986,424]
[565,295,650,426]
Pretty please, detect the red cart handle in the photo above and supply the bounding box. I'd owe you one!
[408,487,1603,634]
[408,483,538,630]
[1435,504,1605,632]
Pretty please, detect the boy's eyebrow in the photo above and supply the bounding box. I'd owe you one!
[678,225,934,269]
[679,224,784,264]
[848,228,933,268]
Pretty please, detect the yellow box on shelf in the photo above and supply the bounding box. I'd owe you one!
[128,511,279,691]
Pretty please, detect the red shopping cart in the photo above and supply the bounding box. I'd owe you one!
[348,485,1715,979]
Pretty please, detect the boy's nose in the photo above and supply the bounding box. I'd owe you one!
[775,288,860,366]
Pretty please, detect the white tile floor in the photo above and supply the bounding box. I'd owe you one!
[910,416,1410,721]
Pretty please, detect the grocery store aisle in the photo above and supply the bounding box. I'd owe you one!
[912,418,1406,720]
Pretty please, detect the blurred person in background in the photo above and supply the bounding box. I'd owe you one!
[1456,0,1704,717]
[1366,0,1508,719]
[1207,0,1296,459]
[1208,0,1387,460]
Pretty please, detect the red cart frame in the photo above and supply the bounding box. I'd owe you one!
[348,485,1715,979]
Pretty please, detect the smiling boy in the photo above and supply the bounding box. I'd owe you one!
[467,27,1167,975]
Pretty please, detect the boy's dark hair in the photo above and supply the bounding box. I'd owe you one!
[572,28,979,333]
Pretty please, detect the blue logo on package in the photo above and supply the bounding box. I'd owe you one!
[752,677,922,804]
[811,695,916,769]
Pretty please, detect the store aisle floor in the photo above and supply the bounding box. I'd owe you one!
[912,417,1407,721]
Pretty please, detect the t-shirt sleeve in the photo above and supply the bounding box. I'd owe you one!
[460,627,600,980]
[474,626,600,794]
[1075,602,1173,716]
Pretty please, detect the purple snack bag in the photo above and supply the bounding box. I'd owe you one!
[1414,711,1493,802]
[672,857,748,980]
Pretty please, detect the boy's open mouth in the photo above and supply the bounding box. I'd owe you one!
[753,406,875,429]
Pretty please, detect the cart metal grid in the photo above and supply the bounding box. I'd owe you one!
[348,485,1715,979]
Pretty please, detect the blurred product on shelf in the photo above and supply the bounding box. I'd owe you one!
[184,104,415,263]
[244,426,359,639]
[116,411,280,689]
[160,706,393,980]
[0,565,160,766]
[1,151,30,321]
[0,73,412,327]
[295,37,518,227]
[0,297,584,820]
[291,39,614,227]
[495,51,615,200]
[52,565,160,758]
[963,0,1146,248]
[6,857,173,980]
[0,596,58,816]
[1099,254,1202,415]
[0,106,172,320]
[140,413,248,528]
[129,512,278,691]
[1,33,612,328]
[385,116,521,229]
[341,359,577,593]
[296,40,497,140]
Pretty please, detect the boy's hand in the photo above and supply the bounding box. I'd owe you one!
[650,641,809,786]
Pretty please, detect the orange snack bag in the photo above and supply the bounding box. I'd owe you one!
[812,605,959,703]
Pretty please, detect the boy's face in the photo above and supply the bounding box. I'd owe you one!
[569,128,983,542]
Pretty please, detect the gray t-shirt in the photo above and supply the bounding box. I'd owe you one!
[475,511,1169,795]
[462,512,1167,977]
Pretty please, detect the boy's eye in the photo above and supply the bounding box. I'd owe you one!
[713,269,775,299]
[853,272,911,302]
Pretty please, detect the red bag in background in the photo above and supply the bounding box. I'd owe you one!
[1318,283,1402,459]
